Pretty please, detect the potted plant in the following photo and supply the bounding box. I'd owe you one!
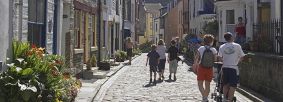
[98,60,110,70]
[90,55,97,67]
[114,51,123,62]
[120,51,127,61]
[98,54,111,70]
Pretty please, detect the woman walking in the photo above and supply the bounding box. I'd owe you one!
[125,37,134,65]
[156,39,166,80]
[194,34,217,102]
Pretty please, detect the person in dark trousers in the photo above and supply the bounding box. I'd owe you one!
[125,37,134,65]
[156,39,166,81]
[167,40,179,80]
[218,32,245,102]
[146,44,160,84]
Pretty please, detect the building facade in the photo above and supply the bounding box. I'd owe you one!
[189,0,215,35]
[183,0,190,35]
[61,0,98,69]
[215,0,281,42]
[0,0,63,71]
[177,0,184,39]
[123,0,136,48]
[164,0,178,47]
[142,3,163,44]
[136,0,146,44]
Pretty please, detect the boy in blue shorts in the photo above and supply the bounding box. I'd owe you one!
[146,44,160,84]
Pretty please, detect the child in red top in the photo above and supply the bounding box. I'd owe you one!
[235,17,246,45]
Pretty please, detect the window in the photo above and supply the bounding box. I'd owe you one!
[28,0,45,47]
[126,1,131,21]
[74,10,81,48]
[226,10,235,24]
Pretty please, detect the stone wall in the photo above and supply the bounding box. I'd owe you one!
[239,53,283,101]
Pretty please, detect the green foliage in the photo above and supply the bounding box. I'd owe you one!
[90,55,97,67]
[114,50,127,62]
[0,41,81,102]
[133,48,142,56]
[12,41,30,61]
[203,20,219,35]
[139,41,154,53]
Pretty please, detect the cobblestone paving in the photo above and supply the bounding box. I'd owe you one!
[97,54,252,102]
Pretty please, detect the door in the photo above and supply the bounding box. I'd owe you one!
[259,3,271,23]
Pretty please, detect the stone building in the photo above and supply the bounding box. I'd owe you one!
[0,0,64,71]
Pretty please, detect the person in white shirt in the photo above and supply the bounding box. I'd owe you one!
[218,32,245,102]
[156,39,166,80]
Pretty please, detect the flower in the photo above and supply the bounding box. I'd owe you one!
[7,63,15,67]
[16,67,22,72]
[31,44,37,48]
[16,58,25,63]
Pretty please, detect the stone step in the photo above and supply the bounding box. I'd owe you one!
[93,71,107,79]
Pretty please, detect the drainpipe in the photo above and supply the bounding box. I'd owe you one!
[121,0,125,50]
[97,0,101,66]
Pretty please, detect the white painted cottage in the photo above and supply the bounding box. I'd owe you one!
[215,0,282,43]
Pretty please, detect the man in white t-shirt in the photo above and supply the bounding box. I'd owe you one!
[218,32,245,102]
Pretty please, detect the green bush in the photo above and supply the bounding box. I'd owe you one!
[133,48,142,56]
[139,41,153,53]
[0,41,81,102]
[114,50,127,62]
[90,55,97,67]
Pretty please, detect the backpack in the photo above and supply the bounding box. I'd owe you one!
[200,46,214,68]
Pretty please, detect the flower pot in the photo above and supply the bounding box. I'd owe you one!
[98,62,110,70]
[115,58,124,62]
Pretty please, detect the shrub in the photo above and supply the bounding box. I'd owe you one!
[133,48,142,56]
[0,41,80,102]
[139,41,153,53]
[90,55,97,67]
[114,50,127,62]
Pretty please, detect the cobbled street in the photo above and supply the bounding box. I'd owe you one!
[93,54,252,102]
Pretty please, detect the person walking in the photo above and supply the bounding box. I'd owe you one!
[156,39,166,81]
[167,40,179,81]
[194,34,217,102]
[218,32,245,102]
[125,37,134,65]
[146,44,160,84]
